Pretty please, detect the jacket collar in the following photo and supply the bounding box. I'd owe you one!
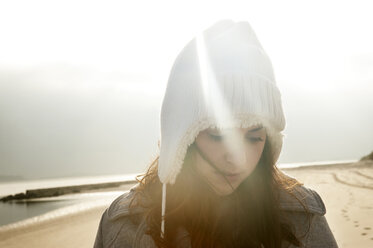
[277,185,326,215]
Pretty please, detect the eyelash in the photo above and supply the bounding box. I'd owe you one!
[208,134,263,143]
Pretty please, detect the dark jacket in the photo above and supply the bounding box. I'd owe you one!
[94,184,338,248]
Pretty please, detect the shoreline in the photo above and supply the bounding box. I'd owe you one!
[0,197,111,233]
[281,160,370,171]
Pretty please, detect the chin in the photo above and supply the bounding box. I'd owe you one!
[214,186,237,196]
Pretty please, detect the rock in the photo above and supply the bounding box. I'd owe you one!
[360,151,373,161]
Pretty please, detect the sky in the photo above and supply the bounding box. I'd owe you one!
[0,0,372,179]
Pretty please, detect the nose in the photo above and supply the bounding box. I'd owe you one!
[221,131,248,169]
[224,148,247,169]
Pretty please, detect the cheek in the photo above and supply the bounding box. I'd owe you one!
[197,139,224,157]
[244,142,266,168]
[250,144,265,161]
[194,137,226,167]
[194,152,215,177]
[252,135,266,155]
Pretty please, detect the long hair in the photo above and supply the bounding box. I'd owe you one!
[129,138,312,248]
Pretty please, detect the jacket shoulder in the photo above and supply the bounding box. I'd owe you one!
[278,182,326,216]
[94,185,154,248]
[106,185,146,220]
[277,179,338,247]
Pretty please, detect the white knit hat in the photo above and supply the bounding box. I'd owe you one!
[158,20,286,185]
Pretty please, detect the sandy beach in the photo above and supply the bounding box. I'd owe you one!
[283,160,373,247]
[0,161,372,248]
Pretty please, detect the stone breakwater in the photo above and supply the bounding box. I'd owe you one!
[0,180,137,202]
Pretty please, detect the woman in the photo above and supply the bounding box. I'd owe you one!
[94,20,338,248]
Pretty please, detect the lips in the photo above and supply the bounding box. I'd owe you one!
[215,170,240,176]
[215,171,241,181]
[223,172,240,177]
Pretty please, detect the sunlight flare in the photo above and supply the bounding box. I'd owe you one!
[195,33,247,169]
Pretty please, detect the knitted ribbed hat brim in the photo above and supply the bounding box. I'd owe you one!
[159,115,284,184]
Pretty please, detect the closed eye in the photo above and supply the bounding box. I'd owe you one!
[208,134,263,143]
[248,137,264,143]
[208,134,223,141]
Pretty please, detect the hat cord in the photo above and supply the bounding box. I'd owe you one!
[161,183,167,239]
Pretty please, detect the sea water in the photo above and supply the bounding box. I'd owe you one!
[0,174,137,226]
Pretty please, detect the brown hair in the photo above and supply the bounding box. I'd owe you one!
[129,138,312,248]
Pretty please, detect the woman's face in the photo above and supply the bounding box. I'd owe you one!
[193,125,266,196]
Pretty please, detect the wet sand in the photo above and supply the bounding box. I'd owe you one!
[0,161,372,248]
[0,184,135,248]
